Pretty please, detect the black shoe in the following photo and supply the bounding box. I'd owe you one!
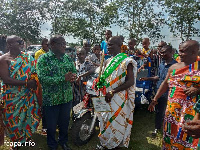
[61,144,71,150]
[96,144,106,150]
[152,129,158,137]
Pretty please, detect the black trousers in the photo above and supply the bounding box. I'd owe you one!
[155,96,168,129]
[42,106,47,129]
[44,101,72,149]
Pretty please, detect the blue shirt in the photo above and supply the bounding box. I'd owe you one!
[156,59,177,98]
[101,40,111,60]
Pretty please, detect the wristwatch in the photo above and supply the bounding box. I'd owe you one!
[109,91,114,97]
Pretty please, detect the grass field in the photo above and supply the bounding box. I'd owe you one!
[0,106,162,150]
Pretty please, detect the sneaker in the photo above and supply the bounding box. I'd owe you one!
[152,129,158,137]
[41,129,47,136]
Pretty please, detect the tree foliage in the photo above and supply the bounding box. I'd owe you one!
[110,0,165,44]
[163,0,200,41]
[0,0,44,43]
[43,0,118,44]
[0,0,199,45]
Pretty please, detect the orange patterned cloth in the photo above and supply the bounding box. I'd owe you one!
[163,59,200,149]
[1,52,41,143]
[30,73,42,107]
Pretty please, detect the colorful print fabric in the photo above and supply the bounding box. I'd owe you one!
[0,81,4,146]
[1,52,40,143]
[75,59,95,82]
[36,51,76,106]
[86,52,100,65]
[163,59,200,149]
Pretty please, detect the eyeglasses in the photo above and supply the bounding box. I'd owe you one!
[16,40,24,45]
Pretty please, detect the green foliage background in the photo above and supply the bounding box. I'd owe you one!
[0,0,199,44]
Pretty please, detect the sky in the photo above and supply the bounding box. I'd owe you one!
[40,14,200,50]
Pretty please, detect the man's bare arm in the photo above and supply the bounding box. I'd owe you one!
[148,66,173,112]
[153,67,172,101]
[105,63,135,102]
[140,76,159,81]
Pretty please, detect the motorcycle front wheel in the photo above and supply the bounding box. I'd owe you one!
[71,112,95,146]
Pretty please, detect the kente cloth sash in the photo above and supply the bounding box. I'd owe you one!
[98,92,128,136]
[1,52,41,143]
[163,58,200,150]
[96,53,128,90]
[97,57,137,149]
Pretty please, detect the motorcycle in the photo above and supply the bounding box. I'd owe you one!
[71,69,99,146]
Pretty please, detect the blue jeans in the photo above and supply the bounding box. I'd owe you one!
[44,101,72,149]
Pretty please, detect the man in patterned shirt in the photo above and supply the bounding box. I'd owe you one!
[37,35,77,150]
[91,44,101,67]
[73,47,95,106]
[83,39,97,64]
[35,38,49,136]
[149,40,200,149]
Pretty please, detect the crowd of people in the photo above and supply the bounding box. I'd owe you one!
[0,31,200,150]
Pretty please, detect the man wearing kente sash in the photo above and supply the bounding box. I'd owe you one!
[0,35,41,150]
[96,36,137,150]
[149,40,200,149]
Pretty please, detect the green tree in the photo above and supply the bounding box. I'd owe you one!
[0,0,44,43]
[164,0,199,41]
[43,0,118,44]
[111,0,165,44]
